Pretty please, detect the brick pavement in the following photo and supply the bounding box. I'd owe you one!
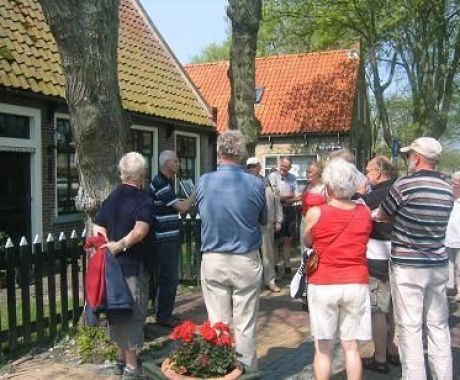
[147,281,460,380]
[3,281,460,379]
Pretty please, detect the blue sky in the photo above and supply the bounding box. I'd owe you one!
[139,0,229,63]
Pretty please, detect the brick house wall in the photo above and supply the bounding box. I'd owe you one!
[0,90,216,244]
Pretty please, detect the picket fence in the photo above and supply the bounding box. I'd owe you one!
[0,214,202,356]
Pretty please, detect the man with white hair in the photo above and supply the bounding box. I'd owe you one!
[269,156,298,274]
[197,131,266,369]
[373,137,454,380]
[148,150,195,328]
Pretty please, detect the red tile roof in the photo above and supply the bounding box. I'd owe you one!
[185,50,361,135]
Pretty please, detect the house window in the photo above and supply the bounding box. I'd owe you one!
[0,113,30,139]
[128,129,155,183]
[255,87,265,104]
[56,118,79,215]
[264,154,317,190]
[176,134,197,183]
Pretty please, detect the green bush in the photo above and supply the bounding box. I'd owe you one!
[75,325,117,363]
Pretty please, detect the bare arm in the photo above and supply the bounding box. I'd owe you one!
[303,206,321,248]
[100,221,150,256]
[172,192,196,214]
[372,206,391,222]
[274,187,283,227]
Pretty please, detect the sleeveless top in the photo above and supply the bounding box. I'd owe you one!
[301,188,326,216]
[309,203,372,285]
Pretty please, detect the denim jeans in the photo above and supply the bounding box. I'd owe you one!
[154,238,180,320]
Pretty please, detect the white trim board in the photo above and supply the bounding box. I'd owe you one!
[0,103,43,242]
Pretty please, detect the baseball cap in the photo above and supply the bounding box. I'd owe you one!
[246,157,261,166]
[400,137,443,160]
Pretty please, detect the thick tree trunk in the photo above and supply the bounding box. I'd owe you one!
[38,0,127,224]
[227,0,262,155]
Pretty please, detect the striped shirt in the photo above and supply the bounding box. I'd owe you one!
[149,172,180,242]
[381,170,454,267]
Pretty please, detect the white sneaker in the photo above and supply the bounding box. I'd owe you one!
[267,281,281,293]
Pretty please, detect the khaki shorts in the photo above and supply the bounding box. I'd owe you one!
[308,283,371,341]
[369,275,391,314]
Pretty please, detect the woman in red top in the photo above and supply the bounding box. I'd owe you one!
[304,158,372,380]
[302,161,326,215]
[300,162,326,253]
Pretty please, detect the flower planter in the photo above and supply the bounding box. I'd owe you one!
[143,358,261,380]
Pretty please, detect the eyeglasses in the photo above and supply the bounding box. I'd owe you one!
[365,168,380,175]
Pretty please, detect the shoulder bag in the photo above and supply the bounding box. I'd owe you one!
[303,206,358,276]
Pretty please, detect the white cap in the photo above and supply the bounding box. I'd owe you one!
[246,157,261,166]
[400,137,442,160]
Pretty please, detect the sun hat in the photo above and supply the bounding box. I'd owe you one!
[400,137,442,160]
[246,157,261,166]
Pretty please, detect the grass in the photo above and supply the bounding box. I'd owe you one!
[0,296,80,331]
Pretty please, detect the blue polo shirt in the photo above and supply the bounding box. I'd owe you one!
[196,164,266,254]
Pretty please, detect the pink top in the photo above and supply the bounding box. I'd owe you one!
[309,204,372,285]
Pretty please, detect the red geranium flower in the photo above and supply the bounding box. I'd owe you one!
[216,333,233,347]
[167,320,238,378]
[200,320,217,342]
[213,321,231,334]
[170,321,196,342]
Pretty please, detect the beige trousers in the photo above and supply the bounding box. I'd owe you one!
[201,249,262,369]
[261,224,276,286]
[390,264,452,380]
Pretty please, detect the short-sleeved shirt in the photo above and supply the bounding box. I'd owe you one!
[269,171,297,204]
[381,170,454,267]
[197,164,266,254]
[94,184,153,276]
[149,172,180,242]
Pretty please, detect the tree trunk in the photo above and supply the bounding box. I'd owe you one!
[38,0,127,226]
[227,0,262,156]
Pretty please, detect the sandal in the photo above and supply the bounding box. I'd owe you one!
[387,351,401,367]
[362,357,390,374]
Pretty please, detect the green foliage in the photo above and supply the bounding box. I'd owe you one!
[75,325,117,363]
[439,149,460,175]
[190,37,231,63]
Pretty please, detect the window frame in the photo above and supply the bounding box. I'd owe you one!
[129,124,159,183]
[54,113,81,218]
[0,103,43,239]
[174,130,200,185]
[263,153,318,183]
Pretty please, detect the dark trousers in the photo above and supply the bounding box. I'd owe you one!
[154,238,180,320]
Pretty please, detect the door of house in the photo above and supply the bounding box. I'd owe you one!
[0,152,31,244]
